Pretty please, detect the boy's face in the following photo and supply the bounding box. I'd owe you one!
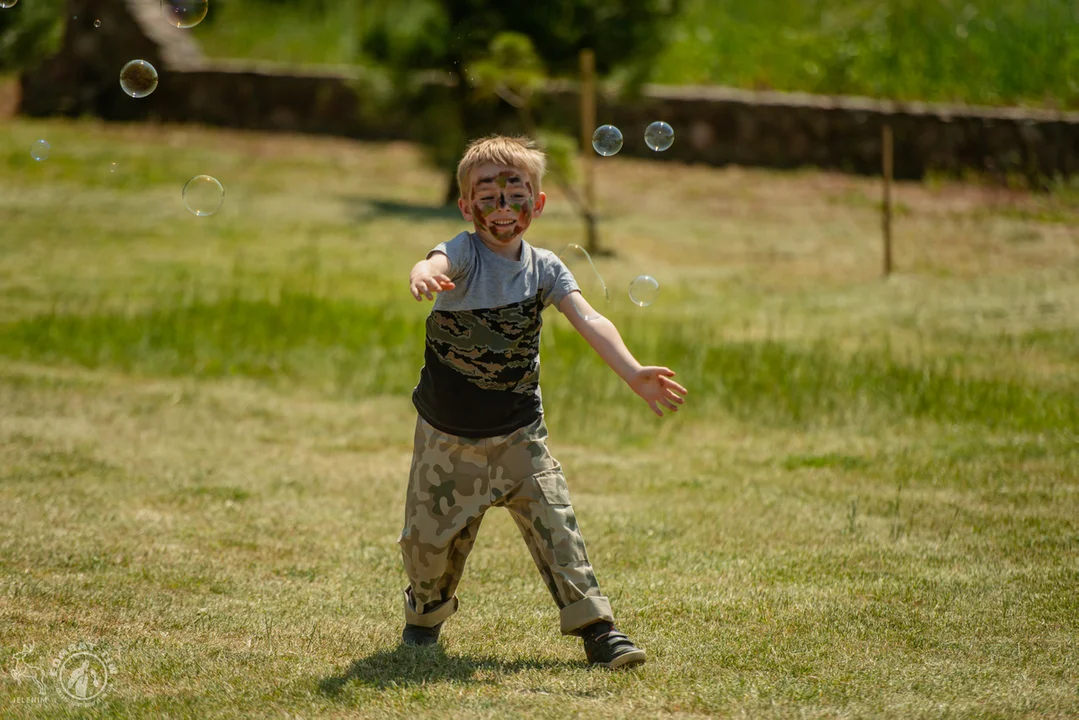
[459,163,546,246]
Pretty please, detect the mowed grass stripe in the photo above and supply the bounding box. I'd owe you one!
[1,284,1075,439]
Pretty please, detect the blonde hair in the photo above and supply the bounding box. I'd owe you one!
[456,135,547,200]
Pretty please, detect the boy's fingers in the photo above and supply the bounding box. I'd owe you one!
[662,377,688,394]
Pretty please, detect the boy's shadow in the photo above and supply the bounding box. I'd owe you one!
[318,644,583,697]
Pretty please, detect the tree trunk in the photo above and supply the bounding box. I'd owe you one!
[443,170,459,205]
[441,61,473,206]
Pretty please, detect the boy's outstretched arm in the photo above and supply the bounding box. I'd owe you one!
[557,291,688,417]
[409,251,455,301]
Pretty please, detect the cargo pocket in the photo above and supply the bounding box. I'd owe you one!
[534,467,571,505]
[532,468,587,565]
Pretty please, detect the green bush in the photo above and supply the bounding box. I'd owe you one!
[0,0,65,72]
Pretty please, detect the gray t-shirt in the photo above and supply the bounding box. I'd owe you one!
[412,231,579,437]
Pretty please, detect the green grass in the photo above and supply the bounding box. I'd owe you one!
[5,0,1077,107]
[655,0,1079,108]
[4,286,1076,441]
[0,118,1077,717]
[186,0,1079,109]
[192,0,362,67]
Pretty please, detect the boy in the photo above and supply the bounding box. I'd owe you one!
[398,135,688,670]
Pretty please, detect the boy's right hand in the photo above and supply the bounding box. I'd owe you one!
[409,263,455,301]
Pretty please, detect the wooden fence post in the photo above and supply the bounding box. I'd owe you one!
[882,123,894,277]
[579,49,599,255]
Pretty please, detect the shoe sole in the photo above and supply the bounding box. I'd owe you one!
[401,638,439,647]
[598,649,646,670]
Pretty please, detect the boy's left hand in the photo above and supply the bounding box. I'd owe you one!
[628,367,688,417]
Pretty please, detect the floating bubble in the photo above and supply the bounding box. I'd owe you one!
[644,121,674,152]
[592,125,623,157]
[94,18,101,27]
[183,175,224,216]
[161,0,208,29]
[109,162,119,173]
[120,59,158,98]
[30,139,50,162]
[558,244,609,321]
[0,0,18,8]
[629,275,660,307]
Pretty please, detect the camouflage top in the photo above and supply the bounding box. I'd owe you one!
[412,232,579,438]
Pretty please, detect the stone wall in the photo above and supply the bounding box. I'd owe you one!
[584,85,1079,181]
[19,0,1079,182]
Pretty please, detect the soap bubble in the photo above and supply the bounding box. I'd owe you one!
[629,275,660,307]
[183,175,224,216]
[644,121,674,152]
[0,1,18,9]
[94,19,101,27]
[558,244,609,321]
[592,125,623,157]
[30,139,50,162]
[161,0,208,29]
[120,59,158,98]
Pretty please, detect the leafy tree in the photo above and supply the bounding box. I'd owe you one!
[0,0,65,72]
[467,32,601,246]
[358,0,683,204]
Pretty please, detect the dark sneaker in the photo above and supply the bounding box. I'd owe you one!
[401,622,443,647]
[579,621,646,670]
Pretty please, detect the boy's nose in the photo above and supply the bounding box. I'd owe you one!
[498,193,507,208]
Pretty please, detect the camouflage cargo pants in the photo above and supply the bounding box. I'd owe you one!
[397,413,615,636]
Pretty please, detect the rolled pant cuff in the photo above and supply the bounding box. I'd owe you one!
[403,588,459,627]
[559,595,614,636]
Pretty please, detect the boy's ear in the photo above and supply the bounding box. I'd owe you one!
[533,191,547,217]
[458,195,473,221]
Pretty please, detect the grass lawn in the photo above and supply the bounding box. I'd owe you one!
[653,0,1079,109]
[1,117,1077,718]
[184,0,1079,109]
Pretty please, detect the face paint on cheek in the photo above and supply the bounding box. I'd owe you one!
[510,198,533,236]
[471,201,492,229]
[514,183,535,233]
